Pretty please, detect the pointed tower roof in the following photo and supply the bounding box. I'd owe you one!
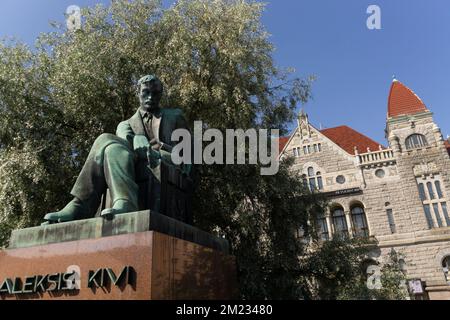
[387,80,428,118]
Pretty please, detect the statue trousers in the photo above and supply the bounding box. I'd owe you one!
[70,133,139,218]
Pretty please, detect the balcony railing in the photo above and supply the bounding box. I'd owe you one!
[357,148,395,166]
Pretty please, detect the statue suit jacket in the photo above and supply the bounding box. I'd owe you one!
[116,108,194,224]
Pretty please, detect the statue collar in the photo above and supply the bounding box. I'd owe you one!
[139,106,162,119]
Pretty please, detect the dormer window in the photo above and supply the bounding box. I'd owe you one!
[405,134,428,150]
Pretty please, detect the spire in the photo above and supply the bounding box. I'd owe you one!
[297,108,309,125]
[299,108,308,119]
[387,80,429,118]
[297,108,311,138]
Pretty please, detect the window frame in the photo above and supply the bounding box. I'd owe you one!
[417,175,449,229]
[332,207,349,237]
[305,167,323,191]
[435,181,444,199]
[317,215,330,241]
[351,205,369,238]
[405,134,428,150]
[386,208,396,234]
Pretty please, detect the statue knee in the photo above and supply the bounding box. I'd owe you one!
[104,143,134,161]
[93,133,117,147]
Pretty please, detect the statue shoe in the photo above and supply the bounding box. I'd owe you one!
[42,197,86,225]
[101,199,138,220]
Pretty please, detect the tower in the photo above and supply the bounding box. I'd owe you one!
[386,78,444,152]
[385,78,450,231]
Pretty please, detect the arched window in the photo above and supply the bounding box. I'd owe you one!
[442,256,450,283]
[405,134,428,150]
[305,167,323,191]
[316,172,324,190]
[435,181,444,198]
[317,214,329,241]
[332,207,348,237]
[351,205,369,237]
[418,183,427,201]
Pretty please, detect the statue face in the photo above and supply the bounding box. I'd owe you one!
[139,81,162,111]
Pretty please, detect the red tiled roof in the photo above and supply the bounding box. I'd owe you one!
[388,80,428,118]
[320,125,383,155]
[279,137,289,153]
[445,141,450,156]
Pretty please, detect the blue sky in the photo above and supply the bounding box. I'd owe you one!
[1,0,450,143]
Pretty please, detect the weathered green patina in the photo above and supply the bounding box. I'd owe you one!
[43,75,194,225]
[12,210,228,253]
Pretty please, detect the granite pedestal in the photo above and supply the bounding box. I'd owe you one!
[0,211,238,300]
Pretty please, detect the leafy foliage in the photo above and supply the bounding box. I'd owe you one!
[303,236,376,299]
[304,238,409,300]
[375,249,409,300]
[0,1,314,297]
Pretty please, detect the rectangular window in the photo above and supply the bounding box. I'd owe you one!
[442,202,450,226]
[427,182,435,200]
[307,145,312,154]
[386,209,396,234]
[433,203,443,227]
[303,146,308,155]
[423,204,434,229]
[313,144,318,153]
[293,149,297,157]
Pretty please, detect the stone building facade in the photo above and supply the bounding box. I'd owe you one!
[279,79,450,299]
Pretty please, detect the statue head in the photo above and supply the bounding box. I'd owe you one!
[136,74,163,112]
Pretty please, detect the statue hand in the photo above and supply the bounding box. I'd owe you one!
[133,135,150,159]
[147,148,161,169]
[149,138,163,151]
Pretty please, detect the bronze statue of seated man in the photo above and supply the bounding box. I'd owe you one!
[43,75,193,225]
